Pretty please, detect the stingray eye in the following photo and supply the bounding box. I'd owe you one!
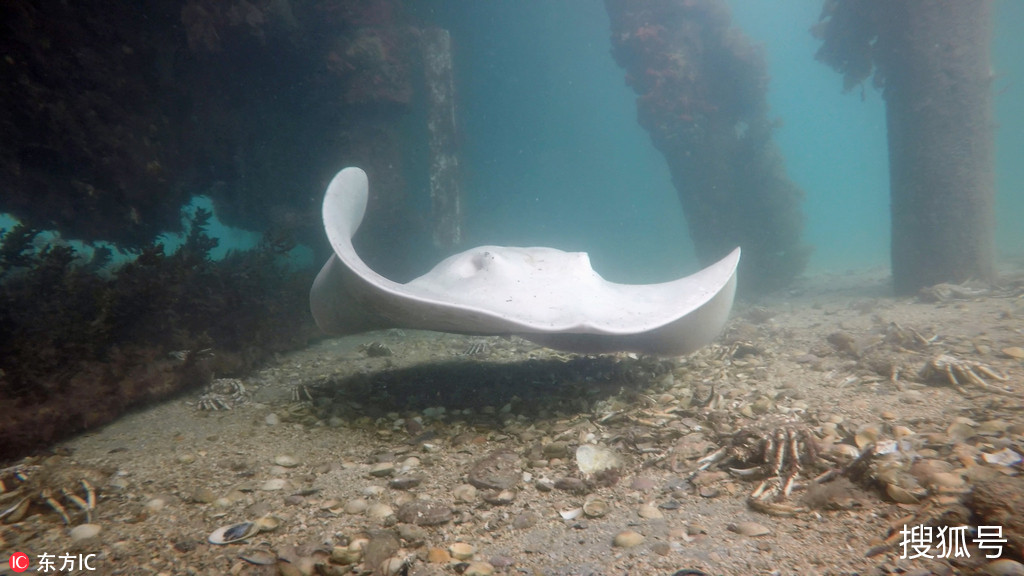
[469,251,492,272]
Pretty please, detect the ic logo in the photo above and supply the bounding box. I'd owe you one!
[9,552,30,573]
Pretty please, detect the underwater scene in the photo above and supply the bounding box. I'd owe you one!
[1,1,1023,575]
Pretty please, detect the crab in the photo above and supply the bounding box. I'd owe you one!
[918,354,1008,395]
[694,418,828,515]
[195,377,250,410]
[0,455,106,525]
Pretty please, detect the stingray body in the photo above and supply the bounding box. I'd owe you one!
[311,167,740,356]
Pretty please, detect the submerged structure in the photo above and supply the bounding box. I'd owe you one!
[605,0,810,293]
[815,0,996,293]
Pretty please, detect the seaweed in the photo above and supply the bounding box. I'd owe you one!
[0,209,316,460]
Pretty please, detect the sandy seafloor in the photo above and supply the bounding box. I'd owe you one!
[3,267,1024,576]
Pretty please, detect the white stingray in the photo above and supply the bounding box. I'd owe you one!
[310,167,740,356]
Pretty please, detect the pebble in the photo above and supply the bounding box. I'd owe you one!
[264,413,280,426]
[613,530,645,548]
[69,523,102,542]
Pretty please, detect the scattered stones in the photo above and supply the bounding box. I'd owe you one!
[613,530,645,548]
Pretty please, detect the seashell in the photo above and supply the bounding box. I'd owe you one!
[254,515,282,532]
[482,488,516,505]
[208,521,259,545]
[927,472,966,491]
[576,444,623,475]
[1000,346,1024,360]
[449,542,475,561]
[559,507,583,520]
[273,455,300,468]
[582,498,609,518]
[891,425,914,439]
[982,448,1023,467]
[612,530,645,547]
[239,548,277,565]
[344,498,369,515]
[830,444,861,459]
[260,478,288,491]
[69,523,101,542]
[728,521,770,537]
[365,503,394,519]
[947,422,975,441]
[978,420,1010,436]
[984,559,1024,576]
[886,484,921,504]
[637,502,663,519]
[1,496,31,524]
[854,424,880,450]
